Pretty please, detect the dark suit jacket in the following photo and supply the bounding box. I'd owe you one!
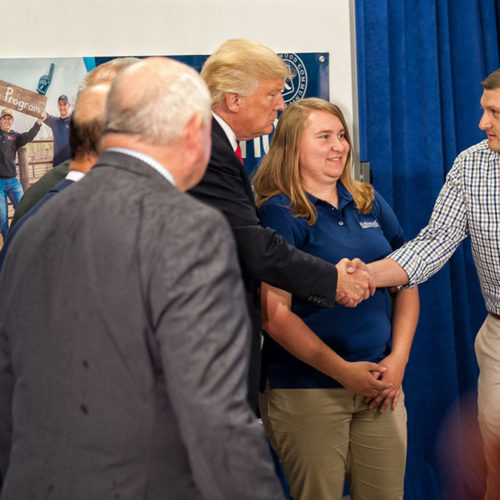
[0,177,75,272]
[189,119,338,408]
[10,159,71,229]
[0,151,282,500]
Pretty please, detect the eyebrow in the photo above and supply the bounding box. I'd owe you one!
[481,103,500,112]
[315,128,345,135]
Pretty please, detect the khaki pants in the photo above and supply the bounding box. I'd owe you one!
[259,384,407,500]
[474,314,500,500]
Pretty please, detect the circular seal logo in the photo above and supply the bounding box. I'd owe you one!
[280,53,308,104]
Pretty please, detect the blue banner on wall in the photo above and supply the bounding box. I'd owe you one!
[95,53,330,176]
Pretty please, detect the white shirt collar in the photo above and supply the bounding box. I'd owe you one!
[212,112,238,152]
[65,170,86,182]
[104,147,176,186]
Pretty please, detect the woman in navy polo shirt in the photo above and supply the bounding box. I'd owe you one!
[253,98,419,500]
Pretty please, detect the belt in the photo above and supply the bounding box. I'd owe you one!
[489,312,500,321]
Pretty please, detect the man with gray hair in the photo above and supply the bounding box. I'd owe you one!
[189,39,376,410]
[0,57,283,499]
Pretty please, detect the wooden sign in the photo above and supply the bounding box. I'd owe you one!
[0,80,47,119]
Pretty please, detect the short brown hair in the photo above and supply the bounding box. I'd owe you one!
[481,69,500,90]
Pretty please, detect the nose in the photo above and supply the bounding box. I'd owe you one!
[479,111,489,130]
[331,136,346,151]
[274,92,286,111]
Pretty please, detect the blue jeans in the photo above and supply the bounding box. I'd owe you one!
[0,177,24,241]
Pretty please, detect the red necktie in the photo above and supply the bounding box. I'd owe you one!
[235,143,243,164]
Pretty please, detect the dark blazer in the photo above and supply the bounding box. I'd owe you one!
[0,151,282,500]
[0,177,75,271]
[10,159,71,229]
[189,119,338,408]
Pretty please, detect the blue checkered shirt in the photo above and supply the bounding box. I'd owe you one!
[390,140,500,314]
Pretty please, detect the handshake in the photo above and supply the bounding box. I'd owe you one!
[335,258,375,307]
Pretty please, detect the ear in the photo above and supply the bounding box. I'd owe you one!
[186,113,207,164]
[224,92,241,113]
[183,112,204,160]
[176,112,209,191]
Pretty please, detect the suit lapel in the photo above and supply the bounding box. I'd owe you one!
[211,119,254,202]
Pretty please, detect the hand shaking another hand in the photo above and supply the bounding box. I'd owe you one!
[335,258,375,307]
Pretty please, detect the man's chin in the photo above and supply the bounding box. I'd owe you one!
[237,125,274,141]
[487,137,500,152]
[256,124,274,138]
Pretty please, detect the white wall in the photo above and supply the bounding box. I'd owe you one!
[0,0,359,151]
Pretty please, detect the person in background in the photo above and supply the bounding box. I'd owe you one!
[44,94,72,167]
[0,56,283,500]
[0,108,45,243]
[368,67,500,500]
[189,39,374,411]
[253,98,419,500]
[0,82,117,271]
[10,57,139,229]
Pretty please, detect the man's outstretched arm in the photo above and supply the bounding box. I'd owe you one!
[367,258,410,288]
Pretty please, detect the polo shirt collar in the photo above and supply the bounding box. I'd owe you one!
[305,181,353,211]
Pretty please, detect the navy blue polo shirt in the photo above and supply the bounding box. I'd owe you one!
[259,182,405,389]
[45,113,71,166]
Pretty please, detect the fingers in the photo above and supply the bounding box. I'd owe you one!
[367,394,384,409]
[366,388,401,413]
[391,389,401,411]
[335,292,358,308]
[379,395,392,413]
[367,363,386,374]
[335,258,375,307]
[366,377,392,397]
[347,258,376,297]
[349,258,367,272]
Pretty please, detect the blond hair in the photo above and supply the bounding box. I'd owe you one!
[254,98,374,225]
[201,39,291,106]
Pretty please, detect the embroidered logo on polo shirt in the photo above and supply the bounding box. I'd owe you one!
[359,221,380,229]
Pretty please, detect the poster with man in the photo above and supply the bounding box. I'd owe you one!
[0,58,88,244]
[0,54,328,247]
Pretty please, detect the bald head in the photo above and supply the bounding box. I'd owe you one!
[100,57,212,191]
[77,57,141,97]
[102,57,211,147]
[74,83,109,125]
[68,57,141,164]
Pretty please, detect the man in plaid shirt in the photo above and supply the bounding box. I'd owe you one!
[368,68,500,500]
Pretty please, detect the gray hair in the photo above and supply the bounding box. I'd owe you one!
[102,58,211,146]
